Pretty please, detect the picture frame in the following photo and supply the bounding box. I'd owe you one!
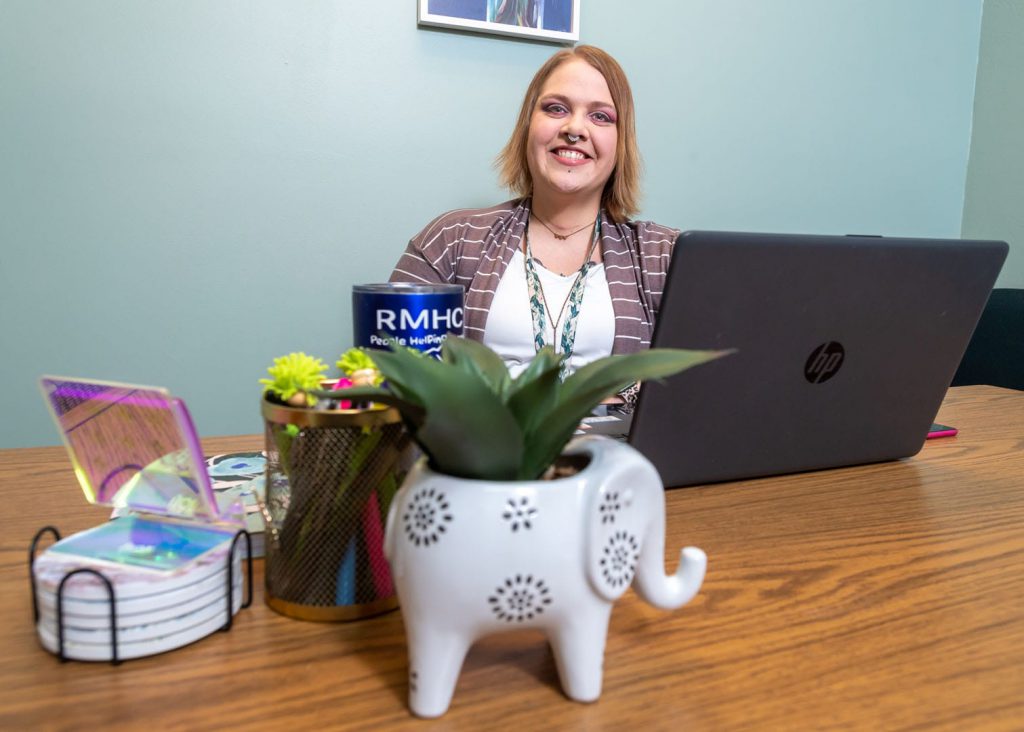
[418,0,580,44]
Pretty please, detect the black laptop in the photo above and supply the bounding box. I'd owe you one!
[624,230,1008,487]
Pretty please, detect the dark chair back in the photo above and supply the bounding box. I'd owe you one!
[951,288,1024,391]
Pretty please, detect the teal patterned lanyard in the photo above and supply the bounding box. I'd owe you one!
[523,217,602,378]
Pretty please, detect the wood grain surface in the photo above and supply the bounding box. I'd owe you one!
[1,386,1021,731]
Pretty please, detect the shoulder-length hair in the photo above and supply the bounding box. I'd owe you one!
[496,45,642,223]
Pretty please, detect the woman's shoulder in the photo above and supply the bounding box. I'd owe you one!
[604,215,680,253]
[412,199,527,247]
[625,218,680,248]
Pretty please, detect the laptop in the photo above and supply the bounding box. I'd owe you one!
[624,230,1008,487]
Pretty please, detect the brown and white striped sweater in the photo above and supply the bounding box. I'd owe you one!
[390,199,679,355]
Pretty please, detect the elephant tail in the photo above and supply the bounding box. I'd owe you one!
[633,546,707,610]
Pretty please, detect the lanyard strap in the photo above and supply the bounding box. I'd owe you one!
[523,218,601,378]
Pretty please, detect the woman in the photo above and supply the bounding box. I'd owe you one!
[390,46,678,399]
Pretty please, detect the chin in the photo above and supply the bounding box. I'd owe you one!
[541,171,600,197]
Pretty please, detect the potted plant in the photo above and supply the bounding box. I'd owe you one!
[336,337,730,717]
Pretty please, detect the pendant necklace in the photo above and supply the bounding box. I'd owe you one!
[531,213,594,241]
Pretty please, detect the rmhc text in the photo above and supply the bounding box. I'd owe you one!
[375,307,464,332]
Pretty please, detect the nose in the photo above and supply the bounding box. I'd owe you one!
[562,112,587,142]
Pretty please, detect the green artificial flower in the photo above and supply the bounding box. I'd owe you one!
[336,347,383,386]
[260,352,328,406]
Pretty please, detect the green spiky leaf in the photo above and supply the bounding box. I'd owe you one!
[441,336,512,400]
[505,347,564,439]
[519,348,734,480]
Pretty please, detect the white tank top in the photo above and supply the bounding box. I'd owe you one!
[483,250,616,377]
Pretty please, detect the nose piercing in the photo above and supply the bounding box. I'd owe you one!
[567,134,580,144]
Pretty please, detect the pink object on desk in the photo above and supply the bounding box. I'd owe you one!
[362,492,394,598]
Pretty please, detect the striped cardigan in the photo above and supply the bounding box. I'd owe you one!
[390,199,679,355]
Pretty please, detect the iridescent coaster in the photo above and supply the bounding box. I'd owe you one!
[33,377,252,662]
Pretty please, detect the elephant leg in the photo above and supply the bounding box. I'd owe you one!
[405,624,473,718]
[547,606,612,703]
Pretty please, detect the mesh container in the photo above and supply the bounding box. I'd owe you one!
[261,399,414,621]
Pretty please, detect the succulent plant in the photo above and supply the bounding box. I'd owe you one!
[326,337,731,482]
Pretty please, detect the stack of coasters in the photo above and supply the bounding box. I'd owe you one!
[34,377,251,662]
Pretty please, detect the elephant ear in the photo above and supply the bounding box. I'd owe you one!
[583,439,660,603]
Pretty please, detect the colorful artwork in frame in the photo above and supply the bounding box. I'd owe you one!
[418,0,579,43]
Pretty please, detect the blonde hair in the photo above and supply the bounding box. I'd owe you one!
[496,45,642,222]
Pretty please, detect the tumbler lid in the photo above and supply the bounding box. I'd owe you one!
[353,283,464,295]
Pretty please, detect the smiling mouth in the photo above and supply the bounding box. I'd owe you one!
[552,148,589,163]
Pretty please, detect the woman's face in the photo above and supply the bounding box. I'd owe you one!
[526,58,618,207]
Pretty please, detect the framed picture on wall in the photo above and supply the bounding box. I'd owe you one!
[418,0,580,43]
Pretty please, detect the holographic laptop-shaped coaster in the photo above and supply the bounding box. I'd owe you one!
[31,376,253,663]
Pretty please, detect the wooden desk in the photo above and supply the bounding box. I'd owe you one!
[2,386,1022,730]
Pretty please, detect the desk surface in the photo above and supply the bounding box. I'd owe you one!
[1,386,1022,731]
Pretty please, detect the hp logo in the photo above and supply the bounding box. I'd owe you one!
[805,342,845,383]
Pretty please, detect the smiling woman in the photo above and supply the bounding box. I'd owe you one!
[525,59,619,220]
[390,46,678,406]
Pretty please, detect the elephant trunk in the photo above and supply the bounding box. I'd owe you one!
[582,437,708,609]
[633,541,707,611]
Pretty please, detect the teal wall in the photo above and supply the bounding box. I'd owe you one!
[962,0,1024,287]
[0,1,984,448]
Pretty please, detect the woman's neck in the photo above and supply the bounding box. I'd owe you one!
[530,192,601,232]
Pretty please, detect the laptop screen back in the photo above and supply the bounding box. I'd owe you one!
[629,231,1007,487]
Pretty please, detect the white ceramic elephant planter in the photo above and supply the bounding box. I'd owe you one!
[384,435,707,718]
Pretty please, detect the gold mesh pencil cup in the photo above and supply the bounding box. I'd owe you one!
[261,399,413,621]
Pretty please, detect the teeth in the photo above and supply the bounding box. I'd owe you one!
[556,149,586,161]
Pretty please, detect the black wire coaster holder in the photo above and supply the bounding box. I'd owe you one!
[29,525,253,665]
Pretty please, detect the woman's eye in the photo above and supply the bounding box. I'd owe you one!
[543,103,568,116]
[591,111,616,124]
